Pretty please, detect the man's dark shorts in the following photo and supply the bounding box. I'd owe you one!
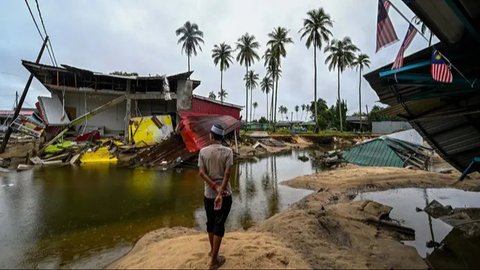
[204,196,232,237]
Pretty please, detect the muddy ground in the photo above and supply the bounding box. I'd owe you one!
[109,165,480,269]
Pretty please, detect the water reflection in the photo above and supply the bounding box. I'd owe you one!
[355,188,480,260]
[0,149,315,268]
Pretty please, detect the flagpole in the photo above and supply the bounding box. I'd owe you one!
[386,0,430,43]
[387,0,475,88]
[437,50,475,87]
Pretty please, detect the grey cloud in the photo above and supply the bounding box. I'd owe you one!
[0,0,432,119]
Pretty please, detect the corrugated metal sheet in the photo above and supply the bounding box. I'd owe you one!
[343,136,432,169]
[386,129,424,145]
[343,139,404,167]
[372,121,412,134]
[37,95,70,126]
[190,96,242,120]
[177,112,241,153]
[128,135,194,169]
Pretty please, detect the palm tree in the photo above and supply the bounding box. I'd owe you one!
[301,104,306,121]
[236,33,260,123]
[260,76,273,122]
[278,106,285,121]
[413,16,433,46]
[208,91,216,100]
[299,8,333,132]
[295,105,299,121]
[324,37,359,131]
[305,104,310,121]
[267,27,293,126]
[218,89,228,102]
[352,53,370,132]
[175,21,204,72]
[212,42,234,103]
[252,101,258,120]
[244,70,259,122]
[263,47,281,122]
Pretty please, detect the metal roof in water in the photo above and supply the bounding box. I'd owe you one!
[343,137,432,169]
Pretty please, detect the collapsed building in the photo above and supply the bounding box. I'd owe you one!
[0,61,243,168]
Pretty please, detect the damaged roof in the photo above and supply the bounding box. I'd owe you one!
[177,112,241,153]
[364,0,480,172]
[343,137,431,169]
[22,60,201,94]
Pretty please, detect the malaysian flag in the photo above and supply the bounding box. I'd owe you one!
[376,0,399,52]
[431,50,453,83]
[392,25,417,69]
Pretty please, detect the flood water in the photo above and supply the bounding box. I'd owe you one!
[355,188,480,268]
[0,149,318,269]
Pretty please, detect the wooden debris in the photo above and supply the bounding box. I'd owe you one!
[17,164,33,171]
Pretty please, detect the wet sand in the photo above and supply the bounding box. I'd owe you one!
[109,165,480,269]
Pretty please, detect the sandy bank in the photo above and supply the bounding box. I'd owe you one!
[109,165,480,269]
[108,228,310,269]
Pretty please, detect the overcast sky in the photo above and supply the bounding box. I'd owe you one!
[0,0,434,119]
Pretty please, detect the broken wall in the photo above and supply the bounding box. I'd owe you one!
[63,92,126,135]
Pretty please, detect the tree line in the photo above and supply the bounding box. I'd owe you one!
[175,8,371,132]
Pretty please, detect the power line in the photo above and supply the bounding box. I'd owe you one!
[34,0,58,67]
[24,0,55,66]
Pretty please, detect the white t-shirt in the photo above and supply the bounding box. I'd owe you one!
[198,143,233,199]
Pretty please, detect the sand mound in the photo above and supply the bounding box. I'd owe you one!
[284,164,480,191]
[109,227,310,269]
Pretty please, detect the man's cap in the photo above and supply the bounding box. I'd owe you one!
[210,124,224,136]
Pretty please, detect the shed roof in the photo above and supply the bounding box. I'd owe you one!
[343,138,404,167]
[192,94,243,109]
[343,137,431,169]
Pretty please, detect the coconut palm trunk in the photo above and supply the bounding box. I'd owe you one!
[358,67,362,131]
[188,55,190,72]
[337,68,342,131]
[270,79,275,122]
[313,41,318,132]
[274,76,279,126]
[245,66,249,123]
[250,88,253,121]
[266,91,269,122]
[220,70,224,103]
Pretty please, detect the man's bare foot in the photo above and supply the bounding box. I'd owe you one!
[209,255,225,269]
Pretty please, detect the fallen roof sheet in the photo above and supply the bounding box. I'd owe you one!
[128,134,195,169]
[177,112,241,153]
[386,129,424,146]
[343,137,432,169]
[37,95,70,126]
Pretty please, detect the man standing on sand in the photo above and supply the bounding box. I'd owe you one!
[198,124,233,269]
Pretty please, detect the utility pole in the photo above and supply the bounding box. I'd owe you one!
[124,80,132,144]
[0,36,49,153]
[365,105,370,133]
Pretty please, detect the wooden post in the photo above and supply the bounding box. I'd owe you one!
[0,36,49,153]
[234,131,239,153]
[124,80,132,143]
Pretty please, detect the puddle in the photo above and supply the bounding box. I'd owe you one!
[355,188,480,268]
[0,148,321,268]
